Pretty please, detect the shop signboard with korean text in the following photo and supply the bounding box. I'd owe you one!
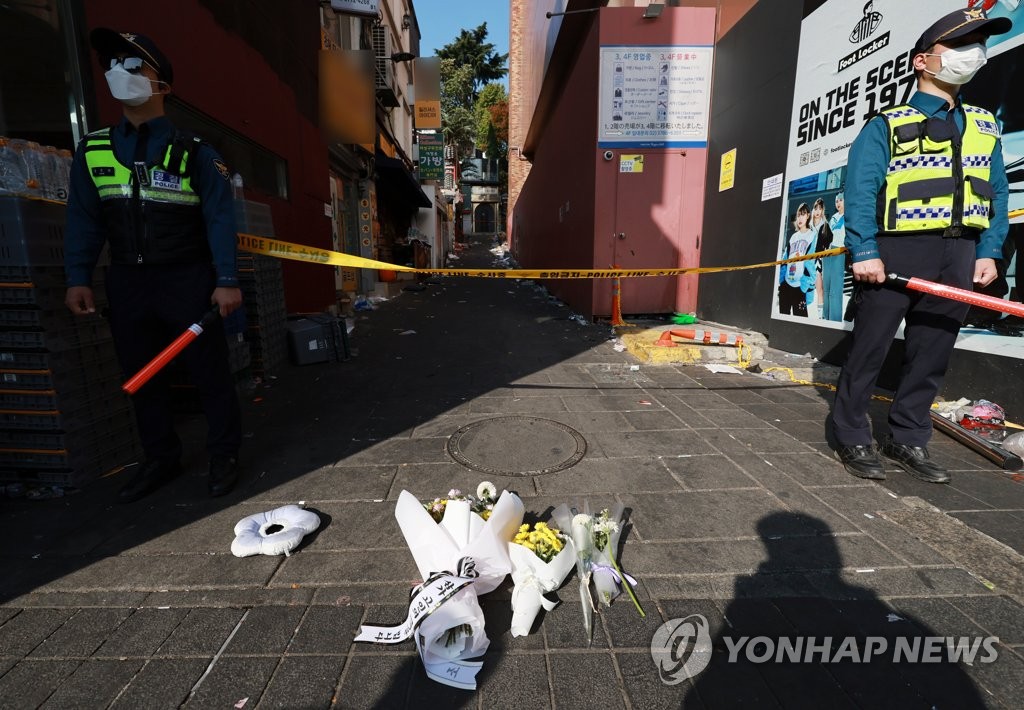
[418,133,444,182]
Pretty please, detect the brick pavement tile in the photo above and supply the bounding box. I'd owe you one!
[311,585,409,607]
[156,607,245,656]
[93,505,257,556]
[256,656,344,709]
[627,540,769,575]
[336,654,414,709]
[544,601,610,649]
[222,605,305,655]
[301,502,407,550]
[250,465,396,503]
[387,462,535,501]
[670,391,738,410]
[541,411,633,433]
[714,388,774,405]
[36,554,280,592]
[588,430,717,458]
[143,588,314,608]
[822,662,936,709]
[180,656,278,709]
[756,388,824,405]
[657,599,728,642]
[2,591,148,609]
[764,486,863,534]
[621,410,688,431]
[891,598,990,639]
[411,414,495,437]
[962,640,1024,709]
[642,576,721,600]
[949,596,1024,645]
[38,658,142,709]
[616,652,704,710]
[688,658,781,708]
[950,511,1024,555]
[753,663,858,709]
[655,399,720,428]
[950,471,1024,506]
[769,419,831,444]
[693,408,778,430]
[880,472,994,511]
[622,490,783,541]
[808,484,908,518]
[549,653,626,709]
[0,608,75,656]
[479,598,546,652]
[562,394,666,413]
[599,598,664,649]
[477,653,550,709]
[534,457,683,496]
[724,428,816,454]
[713,572,821,599]
[468,396,570,414]
[718,598,797,638]
[96,608,188,657]
[0,608,18,626]
[274,550,415,586]
[0,659,79,709]
[690,429,765,456]
[737,402,809,422]
[807,567,989,600]
[855,518,954,566]
[660,454,760,490]
[29,608,132,658]
[732,452,847,488]
[338,438,451,467]
[288,605,364,655]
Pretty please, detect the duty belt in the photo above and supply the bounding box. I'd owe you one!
[942,226,980,239]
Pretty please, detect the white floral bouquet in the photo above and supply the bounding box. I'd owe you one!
[354,482,524,690]
[508,522,576,637]
[551,501,644,643]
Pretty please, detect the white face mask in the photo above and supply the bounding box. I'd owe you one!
[104,65,155,106]
[925,42,988,85]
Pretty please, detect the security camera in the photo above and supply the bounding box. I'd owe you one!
[603,150,614,161]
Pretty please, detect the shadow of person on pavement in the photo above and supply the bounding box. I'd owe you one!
[682,512,988,708]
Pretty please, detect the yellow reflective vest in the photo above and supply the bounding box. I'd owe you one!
[82,127,209,265]
[878,103,998,234]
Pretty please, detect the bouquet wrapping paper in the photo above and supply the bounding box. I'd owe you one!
[508,537,576,637]
[354,489,524,689]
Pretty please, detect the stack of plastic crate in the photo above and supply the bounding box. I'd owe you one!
[0,197,141,488]
[235,200,288,377]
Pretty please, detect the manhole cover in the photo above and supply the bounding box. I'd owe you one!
[447,416,587,476]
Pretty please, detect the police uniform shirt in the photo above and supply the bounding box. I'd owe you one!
[844,91,1009,265]
[65,115,239,288]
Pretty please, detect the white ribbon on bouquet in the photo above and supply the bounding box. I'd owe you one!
[508,537,577,637]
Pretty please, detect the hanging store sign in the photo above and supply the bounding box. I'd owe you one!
[418,133,444,182]
[330,0,380,17]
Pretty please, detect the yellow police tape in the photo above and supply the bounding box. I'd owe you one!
[237,232,849,279]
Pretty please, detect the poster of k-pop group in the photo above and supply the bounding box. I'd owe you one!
[774,0,1024,359]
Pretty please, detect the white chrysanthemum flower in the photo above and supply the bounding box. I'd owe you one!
[572,513,592,528]
[476,481,497,500]
[595,519,620,535]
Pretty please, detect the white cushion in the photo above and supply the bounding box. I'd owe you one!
[231,504,321,557]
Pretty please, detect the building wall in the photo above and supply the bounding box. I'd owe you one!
[83,1,336,313]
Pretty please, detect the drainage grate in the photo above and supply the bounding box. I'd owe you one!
[446,415,587,476]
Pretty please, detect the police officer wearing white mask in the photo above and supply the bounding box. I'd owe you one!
[65,29,243,502]
[831,7,1011,484]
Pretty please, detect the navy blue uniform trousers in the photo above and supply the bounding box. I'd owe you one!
[106,262,242,463]
[832,233,975,448]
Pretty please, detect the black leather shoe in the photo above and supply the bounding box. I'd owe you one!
[117,459,181,504]
[834,445,886,480]
[881,441,950,484]
[208,455,239,497]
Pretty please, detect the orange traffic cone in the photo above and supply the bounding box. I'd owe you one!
[655,328,744,347]
[609,271,631,327]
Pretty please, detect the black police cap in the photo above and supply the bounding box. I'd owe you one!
[913,6,1012,55]
[90,28,174,84]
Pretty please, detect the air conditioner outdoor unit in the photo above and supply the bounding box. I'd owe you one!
[371,25,399,106]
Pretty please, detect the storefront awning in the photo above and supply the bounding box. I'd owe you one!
[375,153,431,209]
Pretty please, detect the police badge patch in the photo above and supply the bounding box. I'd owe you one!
[151,170,182,190]
[213,159,230,180]
[974,119,1001,138]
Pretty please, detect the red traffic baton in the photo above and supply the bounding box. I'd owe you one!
[122,306,222,395]
[886,273,1024,319]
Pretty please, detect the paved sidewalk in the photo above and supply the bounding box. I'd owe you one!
[1,234,1023,709]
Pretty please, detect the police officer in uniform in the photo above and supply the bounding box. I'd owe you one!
[65,29,243,502]
[832,7,1011,483]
